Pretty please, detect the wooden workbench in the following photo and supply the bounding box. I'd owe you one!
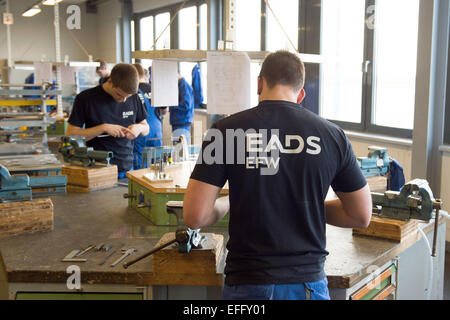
[0,186,446,300]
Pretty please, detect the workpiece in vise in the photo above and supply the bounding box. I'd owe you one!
[59,135,113,167]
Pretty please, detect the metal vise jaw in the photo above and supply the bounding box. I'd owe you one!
[358,146,391,178]
[60,135,113,167]
[0,165,32,203]
[372,179,438,222]
[166,201,207,253]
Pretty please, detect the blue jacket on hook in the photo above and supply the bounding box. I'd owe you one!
[169,77,194,126]
[192,64,204,108]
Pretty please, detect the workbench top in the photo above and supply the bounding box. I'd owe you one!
[0,186,443,289]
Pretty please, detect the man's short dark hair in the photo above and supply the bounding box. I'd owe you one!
[110,63,139,94]
[259,50,305,92]
[133,63,145,79]
[95,59,107,71]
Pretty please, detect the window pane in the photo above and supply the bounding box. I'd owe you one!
[179,6,197,50]
[266,0,298,52]
[155,12,170,49]
[235,0,261,51]
[179,62,197,86]
[320,0,365,123]
[200,4,208,50]
[372,0,419,130]
[131,20,135,63]
[140,16,154,50]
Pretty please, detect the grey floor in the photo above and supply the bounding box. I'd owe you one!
[445,248,450,300]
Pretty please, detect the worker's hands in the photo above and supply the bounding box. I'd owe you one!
[126,124,145,140]
[102,124,131,138]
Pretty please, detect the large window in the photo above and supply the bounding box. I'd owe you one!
[139,16,154,51]
[132,0,422,135]
[266,0,299,52]
[235,0,261,51]
[371,0,420,130]
[320,0,366,123]
[179,6,198,50]
[155,12,171,50]
[319,0,420,137]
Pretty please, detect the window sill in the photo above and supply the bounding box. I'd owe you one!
[345,130,413,147]
[439,145,450,154]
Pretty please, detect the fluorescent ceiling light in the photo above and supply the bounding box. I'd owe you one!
[42,0,63,5]
[22,5,42,17]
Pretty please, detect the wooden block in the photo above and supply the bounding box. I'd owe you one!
[152,233,224,277]
[367,176,388,193]
[353,216,419,242]
[62,165,118,193]
[0,198,53,239]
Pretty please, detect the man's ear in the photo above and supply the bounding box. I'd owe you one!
[297,88,306,104]
[257,77,263,96]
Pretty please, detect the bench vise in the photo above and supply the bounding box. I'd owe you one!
[122,201,207,269]
[358,146,391,178]
[0,165,32,202]
[372,179,442,256]
[59,135,113,167]
[166,201,207,253]
[0,165,67,203]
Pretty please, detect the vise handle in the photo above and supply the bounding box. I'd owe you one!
[122,229,189,269]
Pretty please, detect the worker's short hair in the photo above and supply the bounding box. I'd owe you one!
[259,50,305,92]
[133,63,145,79]
[95,59,107,71]
[110,63,139,94]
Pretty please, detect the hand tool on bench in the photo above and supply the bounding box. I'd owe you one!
[61,250,87,263]
[99,249,117,266]
[75,245,95,257]
[111,248,136,267]
[123,201,207,269]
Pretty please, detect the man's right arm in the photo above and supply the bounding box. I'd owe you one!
[325,184,372,229]
[66,123,131,141]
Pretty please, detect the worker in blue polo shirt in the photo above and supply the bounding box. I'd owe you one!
[132,63,167,169]
[169,76,195,144]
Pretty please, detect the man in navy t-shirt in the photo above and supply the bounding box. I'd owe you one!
[183,51,372,300]
[67,63,149,178]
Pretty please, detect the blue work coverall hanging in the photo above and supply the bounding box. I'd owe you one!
[133,88,163,169]
[169,77,194,144]
[191,65,204,109]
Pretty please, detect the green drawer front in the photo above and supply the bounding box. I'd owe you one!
[16,292,143,300]
[128,180,229,227]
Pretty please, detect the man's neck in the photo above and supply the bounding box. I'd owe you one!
[258,93,298,104]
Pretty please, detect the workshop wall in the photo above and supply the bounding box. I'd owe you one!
[0,1,98,66]
[96,0,121,63]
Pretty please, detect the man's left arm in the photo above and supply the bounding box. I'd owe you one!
[183,179,229,229]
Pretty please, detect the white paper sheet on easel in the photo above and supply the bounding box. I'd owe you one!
[33,62,52,84]
[61,66,76,85]
[151,60,178,107]
[207,51,251,115]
